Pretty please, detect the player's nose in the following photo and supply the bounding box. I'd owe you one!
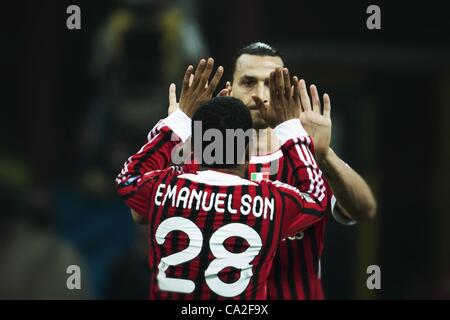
[257,83,268,103]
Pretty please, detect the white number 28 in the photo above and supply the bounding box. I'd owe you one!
[155,217,262,297]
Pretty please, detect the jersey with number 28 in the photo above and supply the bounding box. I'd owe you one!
[115,110,328,299]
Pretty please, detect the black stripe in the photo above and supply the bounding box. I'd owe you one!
[280,156,288,183]
[308,227,319,278]
[278,192,286,242]
[286,239,299,299]
[273,253,283,299]
[297,238,311,299]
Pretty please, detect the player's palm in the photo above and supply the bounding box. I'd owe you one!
[167,70,229,116]
[298,80,332,161]
[300,109,331,160]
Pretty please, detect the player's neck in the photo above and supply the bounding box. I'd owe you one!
[251,128,280,156]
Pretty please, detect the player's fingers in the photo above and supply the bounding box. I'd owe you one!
[269,71,279,108]
[269,71,277,105]
[189,73,194,87]
[169,83,177,106]
[292,77,302,111]
[323,93,331,118]
[182,65,194,92]
[207,66,224,96]
[310,84,321,114]
[199,57,215,89]
[275,68,284,100]
[283,68,291,99]
[191,58,207,88]
[299,79,312,111]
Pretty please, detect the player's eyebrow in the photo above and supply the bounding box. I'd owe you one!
[239,75,257,82]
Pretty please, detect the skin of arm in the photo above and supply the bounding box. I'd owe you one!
[317,147,376,221]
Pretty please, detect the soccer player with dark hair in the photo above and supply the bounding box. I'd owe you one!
[233,43,377,299]
[168,43,377,299]
[116,58,329,299]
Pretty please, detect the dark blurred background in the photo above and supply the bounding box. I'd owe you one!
[2,0,450,299]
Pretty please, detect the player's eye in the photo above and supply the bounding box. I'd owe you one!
[241,78,255,87]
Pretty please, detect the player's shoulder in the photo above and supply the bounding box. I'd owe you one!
[258,179,301,196]
[142,166,185,180]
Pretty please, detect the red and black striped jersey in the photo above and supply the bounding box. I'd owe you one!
[115,109,328,300]
[247,139,355,300]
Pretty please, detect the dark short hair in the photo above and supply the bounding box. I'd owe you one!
[231,42,284,79]
[191,96,253,169]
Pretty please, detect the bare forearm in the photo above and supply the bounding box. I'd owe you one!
[318,148,377,221]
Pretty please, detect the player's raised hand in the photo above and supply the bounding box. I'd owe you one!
[168,72,194,115]
[297,79,332,160]
[168,83,179,115]
[168,75,228,114]
[178,58,224,118]
[252,67,300,128]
